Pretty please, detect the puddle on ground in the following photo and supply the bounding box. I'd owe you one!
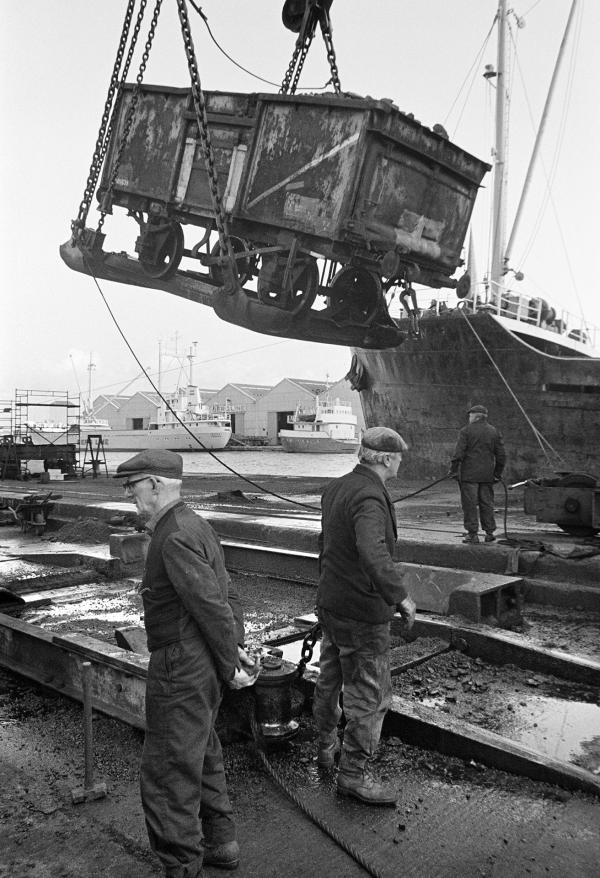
[421,692,600,774]
[22,585,143,635]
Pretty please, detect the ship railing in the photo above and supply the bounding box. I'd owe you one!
[210,404,247,414]
[484,291,598,350]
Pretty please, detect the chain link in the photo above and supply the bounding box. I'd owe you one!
[296,622,321,678]
[176,0,234,272]
[319,11,342,93]
[88,0,149,210]
[96,0,163,234]
[279,1,341,96]
[73,0,138,235]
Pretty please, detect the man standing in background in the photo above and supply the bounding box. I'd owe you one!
[450,404,506,544]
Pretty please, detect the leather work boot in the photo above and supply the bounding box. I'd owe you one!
[203,840,240,871]
[462,533,480,544]
[484,533,496,543]
[337,771,398,806]
[317,737,341,769]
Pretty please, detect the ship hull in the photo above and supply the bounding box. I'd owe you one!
[101,426,231,452]
[279,432,359,454]
[353,312,600,480]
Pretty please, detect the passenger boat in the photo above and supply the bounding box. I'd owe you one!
[279,398,358,453]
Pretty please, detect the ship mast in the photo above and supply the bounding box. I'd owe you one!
[490,0,579,301]
[489,0,508,303]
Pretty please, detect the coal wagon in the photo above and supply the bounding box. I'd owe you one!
[74,85,489,348]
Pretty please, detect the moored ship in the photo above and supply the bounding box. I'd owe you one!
[279,398,359,453]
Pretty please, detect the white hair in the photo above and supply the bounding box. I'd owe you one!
[153,476,182,491]
[357,446,392,466]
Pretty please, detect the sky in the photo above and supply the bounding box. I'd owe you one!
[2,0,598,403]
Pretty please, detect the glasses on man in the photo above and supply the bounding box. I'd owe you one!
[123,476,153,495]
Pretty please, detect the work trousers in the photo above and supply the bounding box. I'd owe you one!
[140,636,235,878]
[313,606,392,776]
[460,481,496,535]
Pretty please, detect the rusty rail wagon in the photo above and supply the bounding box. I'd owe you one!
[63,84,488,349]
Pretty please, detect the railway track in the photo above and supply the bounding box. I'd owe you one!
[1,536,599,798]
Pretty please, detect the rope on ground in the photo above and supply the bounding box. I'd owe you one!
[249,715,386,878]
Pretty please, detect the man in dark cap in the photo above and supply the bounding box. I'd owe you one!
[450,405,506,544]
[313,426,416,805]
[115,449,258,877]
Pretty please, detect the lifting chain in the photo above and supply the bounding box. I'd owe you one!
[319,7,342,94]
[280,1,341,95]
[280,25,316,95]
[296,622,321,678]
[176,0,235,275]
[89,0,150,211]
[96,0,163,235]
[72,0,138,237]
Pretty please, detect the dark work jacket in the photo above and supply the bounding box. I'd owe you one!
[317,464,408,624]
[451,421,506,483]
[141,501,243,682]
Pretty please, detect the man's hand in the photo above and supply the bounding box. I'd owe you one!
[398,596,416,630]
[238,645,259,671]
[228,665,260,690]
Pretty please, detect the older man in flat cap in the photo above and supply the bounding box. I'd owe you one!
[115,449,258,877]
[450,405,506,544]
[313,426,416,805]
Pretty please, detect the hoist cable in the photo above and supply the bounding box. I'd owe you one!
[249,715,386,878]
[458,309,566,466]
[81,254,322,511]
[188,1,332,91]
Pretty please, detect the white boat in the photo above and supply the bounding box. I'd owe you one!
[279,398,359,453]
[103,384,231,451]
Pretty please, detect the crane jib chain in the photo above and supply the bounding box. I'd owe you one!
[97,0,163,235]
[176,0,235,269]
[280,1,341,95]
[73,0,138,234]
[89,0,150,213]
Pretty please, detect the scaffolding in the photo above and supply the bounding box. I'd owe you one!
[0,390,80,480]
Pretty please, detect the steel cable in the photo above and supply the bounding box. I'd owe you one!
[249,715,387,878]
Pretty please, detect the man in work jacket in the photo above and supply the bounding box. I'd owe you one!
[450,404,507,544]
[116,449,258,878]
[313,426,417,806]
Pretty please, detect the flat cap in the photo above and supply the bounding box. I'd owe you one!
[468,404,488,415]
[361,426,408,453]
[114,449,183,480]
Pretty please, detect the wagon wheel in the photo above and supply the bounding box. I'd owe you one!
[209,237,256,287]
[140,220,184,279]
[257,255,319,316]
[326,266,382,326]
